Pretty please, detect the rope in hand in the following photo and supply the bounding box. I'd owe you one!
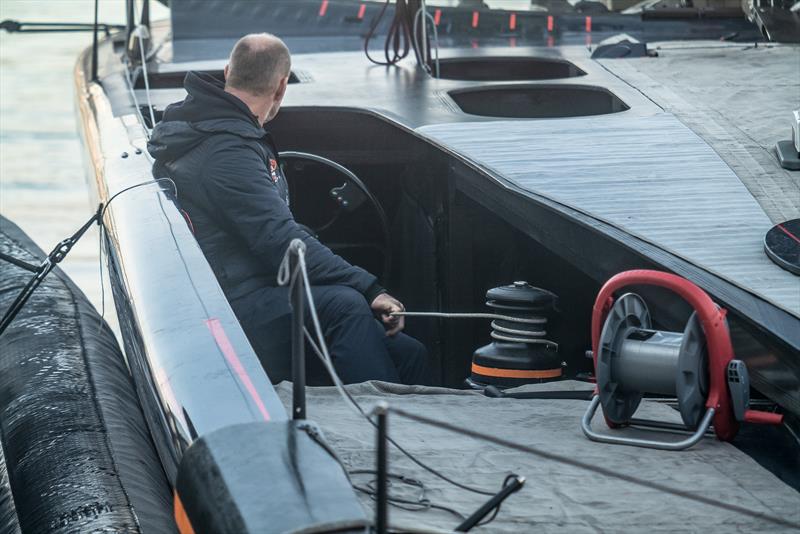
[390,310,558,348]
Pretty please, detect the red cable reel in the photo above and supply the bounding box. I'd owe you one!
[581,270,783,450]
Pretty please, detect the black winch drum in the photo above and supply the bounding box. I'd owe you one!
[469,281,562,388]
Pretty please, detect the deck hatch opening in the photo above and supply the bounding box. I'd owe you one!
[448,84,629,118]
[431,56,585,81]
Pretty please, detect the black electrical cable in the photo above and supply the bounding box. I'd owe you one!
[350,470,466,520]
[473,474,519,528]
[364,0,402,66]
[96,178,178,327]
[303,418,474,525]
[303,328,497,498]
[353,484,466,519]
[363,0,427,69]
[302,413,474,525]
[483,385,594,400]
[302,422,466,520]
[349,448,514,528]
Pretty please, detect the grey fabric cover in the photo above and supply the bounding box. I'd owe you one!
[277,381,800,533]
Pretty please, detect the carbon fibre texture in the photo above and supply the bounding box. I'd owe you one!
[0,217,175,533]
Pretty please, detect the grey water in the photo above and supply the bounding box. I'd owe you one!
[0,0,167,331]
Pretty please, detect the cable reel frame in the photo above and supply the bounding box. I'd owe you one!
[581,270,783,450]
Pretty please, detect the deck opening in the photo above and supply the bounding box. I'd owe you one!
[448,84,629,118]
[431,56,584,81]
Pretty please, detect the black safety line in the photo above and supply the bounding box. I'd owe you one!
[0,204,103,336]
[0,252,38,273]
[385,405,800,531]
[0,179,176,338]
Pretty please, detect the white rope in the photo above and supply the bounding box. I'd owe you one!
[278,239,363,417]
[393,311,558,350]
[121,25,156,138]
[413,6,440,77]
[136,25,157,131]
[391,311,545,325]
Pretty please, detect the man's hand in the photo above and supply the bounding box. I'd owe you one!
[371,293,405,336]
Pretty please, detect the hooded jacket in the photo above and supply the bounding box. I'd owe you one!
[147,72,382,304]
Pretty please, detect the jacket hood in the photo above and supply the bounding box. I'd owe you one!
[147,71,265,164]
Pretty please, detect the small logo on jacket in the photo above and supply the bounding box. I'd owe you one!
[269,158,280,183]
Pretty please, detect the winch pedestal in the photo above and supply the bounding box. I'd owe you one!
[468,281,562,388]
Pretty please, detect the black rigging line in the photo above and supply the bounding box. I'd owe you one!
[0,204,103,336]
[0,253,37,273]
[0,178,176,337]
[0,20,123,34]
[140,0,151,28]
[386,406,800,531]
[96,177,178,326]
[350,470,466,520]
[91,0,99,81]
[364,0,402,66]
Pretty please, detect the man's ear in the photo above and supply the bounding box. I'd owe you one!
[223,64,230,80]
[274,75,289,101]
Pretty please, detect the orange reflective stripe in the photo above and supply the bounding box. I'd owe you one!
[174,492,196,534]
[471,363,562,379]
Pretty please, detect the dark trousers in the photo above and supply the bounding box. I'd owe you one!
[234,285,428,385]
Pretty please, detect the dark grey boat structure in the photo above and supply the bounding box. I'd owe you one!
[73,0,800,531]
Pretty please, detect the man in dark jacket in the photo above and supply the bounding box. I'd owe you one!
[148,33,427,385]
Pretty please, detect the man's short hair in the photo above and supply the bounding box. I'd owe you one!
[226,33,291,96]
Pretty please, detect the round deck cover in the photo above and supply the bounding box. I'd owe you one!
[764,219,800,276]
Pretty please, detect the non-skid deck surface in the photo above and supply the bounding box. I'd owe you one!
[598,43,800,225]
[277,381,800,533]
[417,113,800,317]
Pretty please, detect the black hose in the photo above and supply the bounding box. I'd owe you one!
[483,385,595,400]
[364,0,427,69]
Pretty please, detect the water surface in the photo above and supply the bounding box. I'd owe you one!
[0,0,166,330]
